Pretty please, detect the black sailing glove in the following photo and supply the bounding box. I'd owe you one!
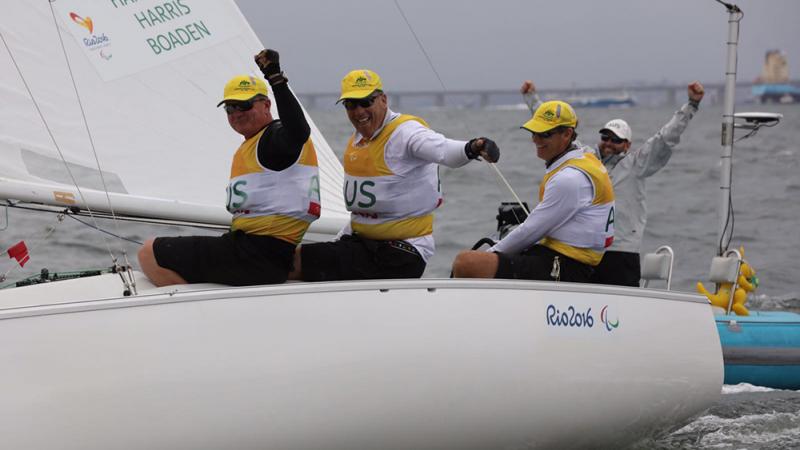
[465,137,500,163]
[254,49,287,85]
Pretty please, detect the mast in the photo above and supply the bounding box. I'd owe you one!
[717,0,743,256]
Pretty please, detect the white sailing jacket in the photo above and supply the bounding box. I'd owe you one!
[340,110,470,262]
[524,92,700,254]
[490,149,615,266]
[589,102,698,253]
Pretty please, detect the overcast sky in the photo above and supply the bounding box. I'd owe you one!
[234,0,800,94]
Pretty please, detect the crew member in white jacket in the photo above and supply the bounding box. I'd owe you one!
[289,69,500,281]
[452,100,615,282]
[520,80,705,286]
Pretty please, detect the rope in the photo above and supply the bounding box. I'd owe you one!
[391,0,529,215]
[488,164,529,215]
[65,213,143,246]
[392,1,449,96]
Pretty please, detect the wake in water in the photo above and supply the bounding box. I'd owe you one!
[635,384,800,449]
[722,383,779,394]
[749,293,800,312]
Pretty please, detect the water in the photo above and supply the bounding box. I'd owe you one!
[2,103,800,448]
[635,384,800,449]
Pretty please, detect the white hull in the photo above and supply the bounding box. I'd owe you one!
[0,276,721,449]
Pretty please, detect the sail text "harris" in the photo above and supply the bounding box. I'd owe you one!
[132,1,192,29]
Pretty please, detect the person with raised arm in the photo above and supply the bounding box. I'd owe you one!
[138,49,320,287]
[519,80,705,286]
[290,69,500,281]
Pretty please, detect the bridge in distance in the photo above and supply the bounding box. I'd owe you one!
[298,80,799,109]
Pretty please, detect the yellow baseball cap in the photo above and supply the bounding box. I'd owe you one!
[338,69,383,101]
[217,75,268,106]
[522,100,578,133]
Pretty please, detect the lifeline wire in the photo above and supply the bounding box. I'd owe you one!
[392,0,529,217]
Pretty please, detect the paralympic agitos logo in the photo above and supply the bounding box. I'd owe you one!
[545,303,620,332]
[600,305,620,332]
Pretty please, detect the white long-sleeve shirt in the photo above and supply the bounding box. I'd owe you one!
[489,149,595,254]
[339,110,470,261]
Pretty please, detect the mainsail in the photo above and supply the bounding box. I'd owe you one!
[0,0,347,233]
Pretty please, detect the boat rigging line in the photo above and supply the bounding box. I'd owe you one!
[65,213,143,246]
[392,0,530,219]
[45,1,135,281]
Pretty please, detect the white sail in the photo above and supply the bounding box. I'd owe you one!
[0,0,347,233]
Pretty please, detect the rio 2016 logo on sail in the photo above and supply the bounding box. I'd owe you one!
[546,304,620,332]
[69,12,112,58]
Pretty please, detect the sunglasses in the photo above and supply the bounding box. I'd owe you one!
[224,99,262,114]
[343,95,379,111]
[600,133,626,144]
[531,129,560,139]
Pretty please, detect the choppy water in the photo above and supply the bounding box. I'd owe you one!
[2,103,799,448]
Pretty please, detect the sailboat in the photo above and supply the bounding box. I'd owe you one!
[0,1,721,448]
[751,49,800,104]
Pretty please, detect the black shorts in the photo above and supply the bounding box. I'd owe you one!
[495,244,594,283]
[589,250,641,287]
[300,234,426,281]
[153,230,295,286]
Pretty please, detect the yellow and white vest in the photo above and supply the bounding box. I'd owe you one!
[227,128,321,244]
[343,114,441,240]
[539,152,615,266]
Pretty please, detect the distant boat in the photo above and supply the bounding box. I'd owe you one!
[752,49,800,103]
[751,83,800,104]
[564,92,636,108]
